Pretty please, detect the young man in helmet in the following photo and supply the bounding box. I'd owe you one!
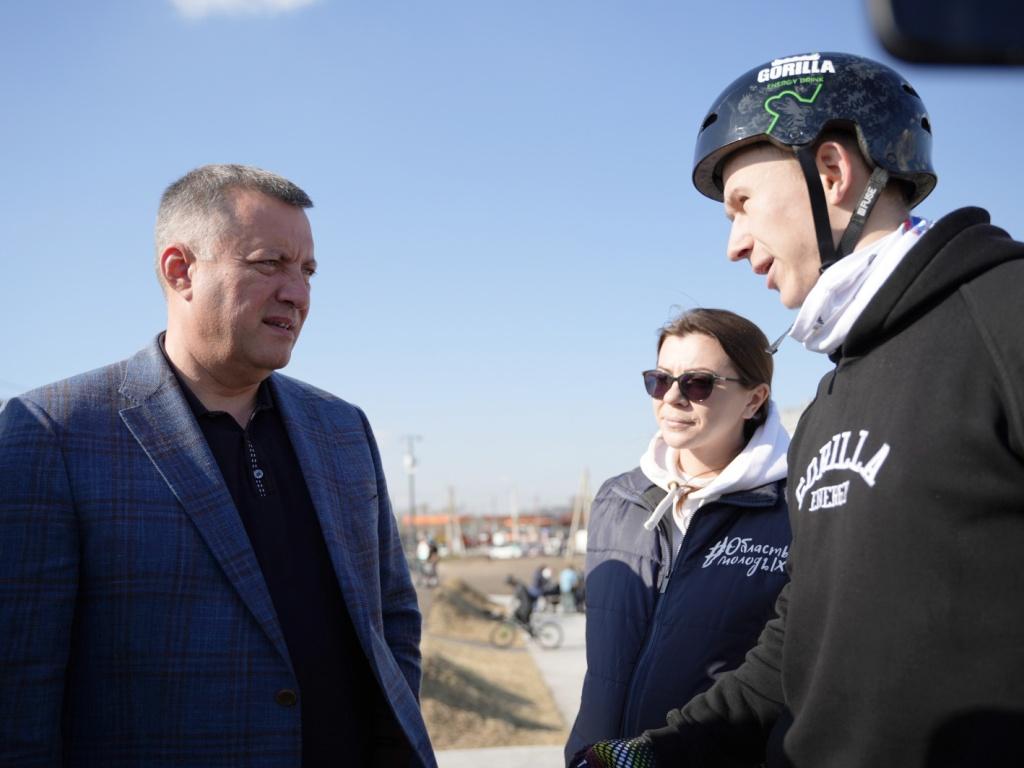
[572,51,1024,768]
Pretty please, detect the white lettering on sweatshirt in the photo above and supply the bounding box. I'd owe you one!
[795,430,890,511]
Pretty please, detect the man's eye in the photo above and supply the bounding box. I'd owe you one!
[725,195,748,220]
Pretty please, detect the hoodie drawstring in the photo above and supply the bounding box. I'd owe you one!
[643,482,681,531]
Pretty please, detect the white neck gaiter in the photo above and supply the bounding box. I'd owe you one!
[790,217,931,354]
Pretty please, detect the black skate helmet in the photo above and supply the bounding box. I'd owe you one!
[693,52,937,271]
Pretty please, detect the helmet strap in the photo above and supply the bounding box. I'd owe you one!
[796,147,891,273]
[795,146,840,274]
[833,166,890,263]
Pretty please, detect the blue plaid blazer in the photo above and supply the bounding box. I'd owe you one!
[0,339,435,767]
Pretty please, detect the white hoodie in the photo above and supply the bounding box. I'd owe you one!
[639,400,789,545]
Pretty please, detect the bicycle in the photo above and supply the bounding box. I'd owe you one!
[489,580,565,650]
[489,613,564,650]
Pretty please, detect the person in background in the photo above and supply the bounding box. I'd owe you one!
[0,164,435,767]
[424,539,441,587]
[566,308,791,765]
[559,564,580,613]
[416,535,431,565]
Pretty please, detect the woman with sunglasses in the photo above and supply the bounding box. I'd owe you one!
[565,308,791,765]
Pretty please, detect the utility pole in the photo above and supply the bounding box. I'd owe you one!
[567,467,591,560]
[509,488,519,543]
[402,435,422,554]
[446,486,464,555]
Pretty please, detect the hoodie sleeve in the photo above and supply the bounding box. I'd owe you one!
[961,257,1024,460]
[643,581,789,765]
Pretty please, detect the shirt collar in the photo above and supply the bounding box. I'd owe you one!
[157,332,274,419]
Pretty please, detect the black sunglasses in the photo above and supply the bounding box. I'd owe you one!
[642,369,742,403]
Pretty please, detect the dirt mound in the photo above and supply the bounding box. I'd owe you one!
[426,578,509,644]
[420,578,566,750]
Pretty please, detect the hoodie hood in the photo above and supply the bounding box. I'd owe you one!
[640,400,789,532]
[841,208,1024,360]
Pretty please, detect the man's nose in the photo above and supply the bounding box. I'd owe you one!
[278,269,311,311]
[727,219,753,263]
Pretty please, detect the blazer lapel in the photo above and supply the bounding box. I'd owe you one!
[117,341,291,667]
[271,376,377,649]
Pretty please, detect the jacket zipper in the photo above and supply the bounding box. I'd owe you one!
[619,505,699,736]
[657,516,674,594]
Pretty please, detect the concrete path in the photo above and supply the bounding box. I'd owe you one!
[436,744,566,768]
[435,606,586,768]
[526,610,587,728]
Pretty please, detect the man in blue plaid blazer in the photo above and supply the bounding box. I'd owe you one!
[0,165,435,766]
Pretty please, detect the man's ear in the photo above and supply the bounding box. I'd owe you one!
[815,139,859,207]
[159,245,195,298]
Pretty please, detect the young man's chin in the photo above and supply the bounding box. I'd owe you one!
[779,283,815,309]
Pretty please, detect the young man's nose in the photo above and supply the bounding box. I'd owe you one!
[727,220,753,263]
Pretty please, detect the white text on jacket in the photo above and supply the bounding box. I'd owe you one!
[703,537,789,577]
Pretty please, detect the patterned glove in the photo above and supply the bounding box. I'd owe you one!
[570,735,657,768]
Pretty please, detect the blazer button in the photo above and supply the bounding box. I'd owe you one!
[275,689,298,707]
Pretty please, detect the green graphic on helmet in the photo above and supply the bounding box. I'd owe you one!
[763,82,823,136]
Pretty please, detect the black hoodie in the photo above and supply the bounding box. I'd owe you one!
[645,208,1024,767]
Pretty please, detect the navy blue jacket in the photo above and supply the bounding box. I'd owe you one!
[565,466,790,763]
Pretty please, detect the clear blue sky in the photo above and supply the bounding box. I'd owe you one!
[3,1,1022,515]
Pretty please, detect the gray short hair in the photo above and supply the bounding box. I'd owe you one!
[154,164,313,287]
